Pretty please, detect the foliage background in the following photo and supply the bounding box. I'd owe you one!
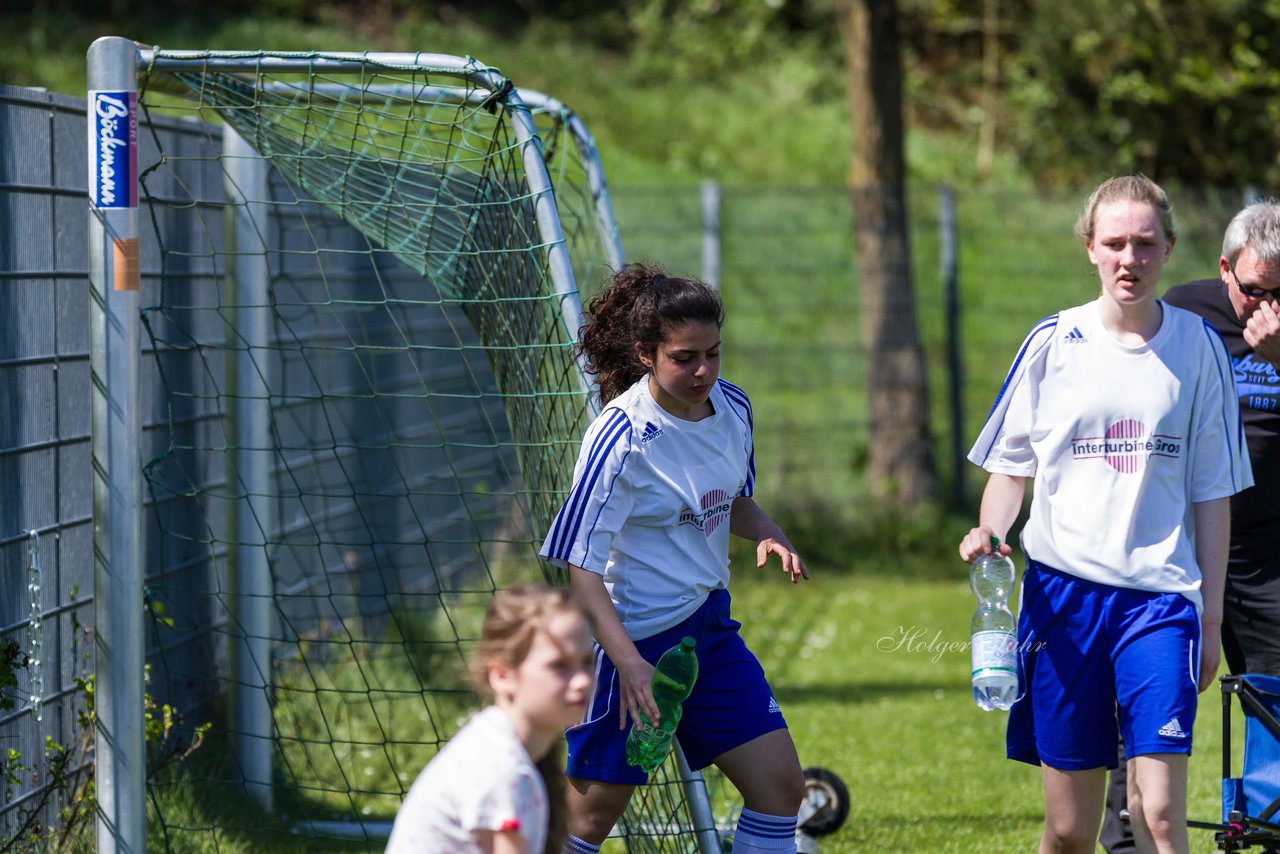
[10,0,1280,189]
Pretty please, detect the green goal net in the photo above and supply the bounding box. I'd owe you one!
[104,46,724,851]
[126,49,589,846]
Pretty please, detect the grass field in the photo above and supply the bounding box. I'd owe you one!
[734,571,1236,853]
[139,570,1239,853]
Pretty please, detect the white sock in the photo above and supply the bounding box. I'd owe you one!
[731,807,799,853]
[564,835,602,854]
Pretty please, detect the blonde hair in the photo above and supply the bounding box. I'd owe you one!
[1074,174,1176,244]
[472,583,589,853]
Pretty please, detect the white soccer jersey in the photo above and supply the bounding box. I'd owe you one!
[541,376,756,640]
[384,706,548,854]
[970,299,1253,612]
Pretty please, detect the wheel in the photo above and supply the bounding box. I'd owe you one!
[799,766,850,837]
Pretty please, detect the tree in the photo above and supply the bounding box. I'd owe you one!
[1007,0,1280,187]
[841,0,937,507]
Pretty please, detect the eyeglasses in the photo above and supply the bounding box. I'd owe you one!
[1228,262,1280,301]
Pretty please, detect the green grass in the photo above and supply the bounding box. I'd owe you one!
[736,571,1235,853]
[141,570,1239,852]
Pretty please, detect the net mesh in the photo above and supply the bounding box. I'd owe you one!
[134,53,589,845]
[129,52,720,851]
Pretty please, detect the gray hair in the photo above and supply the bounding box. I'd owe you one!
[1223,201,1280,266]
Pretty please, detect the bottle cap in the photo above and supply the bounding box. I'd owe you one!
[988,534,1001,550]
[680,636,696,650]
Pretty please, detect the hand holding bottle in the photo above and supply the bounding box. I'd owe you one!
[958,525,1013,563]
[625,637,698,772]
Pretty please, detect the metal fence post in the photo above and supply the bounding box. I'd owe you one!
[940,185,965,509]
[701,179,721,291]
[87,35,145,854]
[223,125,275,809]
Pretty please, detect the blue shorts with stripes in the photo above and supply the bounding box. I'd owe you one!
[566,588,787,784]
[1008,560,1201,770]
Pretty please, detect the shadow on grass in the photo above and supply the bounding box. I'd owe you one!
[148,604,489,853]
[842,808,1044,838]
[148,729,382,853]
[736,494,977,580]
[882,809,1043,825]
[777,679,964,705]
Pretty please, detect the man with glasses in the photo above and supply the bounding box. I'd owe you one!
[1101,200,1280,854]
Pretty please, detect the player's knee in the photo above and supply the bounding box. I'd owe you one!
[739,765,804,817]
[1135,798,1183,844]
[1041,825,1097,854]
[782,765,806,813]
[1042,811,1098,854]
[568,807,620,845]
[767,765,807,815]
[566,787,632,844]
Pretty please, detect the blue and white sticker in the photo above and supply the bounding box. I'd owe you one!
[89,90,137,209]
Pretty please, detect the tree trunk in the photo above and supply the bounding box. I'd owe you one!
[842,0,937,507]
[977,0,1000,177]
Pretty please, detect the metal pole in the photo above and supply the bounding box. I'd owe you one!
[674,744,723,853]
[1222,678,1234,781]
[87,35,145,854]
[564,108,625,272]
[940,185,965,509]
[223,125,275,809]
[701,180,721,291]
[503,90,595,410]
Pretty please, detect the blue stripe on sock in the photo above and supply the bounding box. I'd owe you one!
[736,807,798,839]
[564,835,602,854]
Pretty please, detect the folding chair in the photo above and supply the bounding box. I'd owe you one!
[1196,674,1280,852]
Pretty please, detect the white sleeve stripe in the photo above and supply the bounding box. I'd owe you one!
[545,410,632,560]
[984,314,1058,423]
[546,411,630,558]
[718,379,754,429]
[975,315,1058,465]
[717,379,756,493]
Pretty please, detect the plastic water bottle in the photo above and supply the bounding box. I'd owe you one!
[970,535,1018,711]
[625,636,698,772]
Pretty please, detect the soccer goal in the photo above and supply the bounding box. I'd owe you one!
[87,37,720,853]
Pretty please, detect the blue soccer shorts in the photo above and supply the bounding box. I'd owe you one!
[565,588,788,784]
[1007,560,1201,771]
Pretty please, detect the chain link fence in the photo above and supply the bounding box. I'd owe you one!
[614,183,1246,526]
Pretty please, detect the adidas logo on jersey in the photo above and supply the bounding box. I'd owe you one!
[1158,717,1187,739]
[1063,326,1087,343]
[767,696,781,714]
[640,421,664,444]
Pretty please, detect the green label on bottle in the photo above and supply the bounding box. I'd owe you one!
[970,629,1017,676]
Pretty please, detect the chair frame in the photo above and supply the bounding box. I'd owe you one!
[1190,675,1280,852]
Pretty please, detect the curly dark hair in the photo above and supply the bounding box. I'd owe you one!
[577,263,724,404]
